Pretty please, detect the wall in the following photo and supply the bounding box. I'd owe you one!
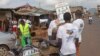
[0,11,12,19]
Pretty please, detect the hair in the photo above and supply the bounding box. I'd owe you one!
[20,19,25,24]
[63,12,71,22]
[54,15,57,19]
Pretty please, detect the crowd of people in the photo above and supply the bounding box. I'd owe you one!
[11,10,85,56]
[48,10,84,56]
[0,9,85,56]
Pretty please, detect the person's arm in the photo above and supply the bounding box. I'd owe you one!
[56,26,63,49]
[48,21,53,36]
[75,38,79,47]
[74,28,80,48]
[57,38,62,49]
[29,27,31,33]
[28,24,32,33]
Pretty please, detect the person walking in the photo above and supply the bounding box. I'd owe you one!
[88,16,93,24]
[73,10,84,56]
[18,19,31,47]
[57,12,79,56]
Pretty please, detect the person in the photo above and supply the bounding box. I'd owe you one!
[18,19,31,47]
[48,17,60,40]
[12,17,18,34]
[47,15,61,56]
[88,16,93,24]
[57,12,79,56]
[18,16,26,24]
[73,10,84,56]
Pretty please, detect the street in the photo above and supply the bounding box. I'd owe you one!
[80,16,100,56]
[0,16,100,56]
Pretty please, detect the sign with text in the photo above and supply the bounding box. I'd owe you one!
[55,2,71,23]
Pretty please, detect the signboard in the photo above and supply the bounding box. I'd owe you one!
[55,2,71,23]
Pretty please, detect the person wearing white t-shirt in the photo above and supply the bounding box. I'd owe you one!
[73,17,84,43]
[73,10,84,56]
[57,12,79,56]
[88,16,93,24]
[73,19,84,43]
[48,18,60,40]
[47,16,61,56]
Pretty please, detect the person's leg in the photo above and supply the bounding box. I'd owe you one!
[25,37,28,45]
[89,19,92,24]
[26,37,32,45]
[20,36,26,47]
[76,43,80,56]
[48,36,52,40]
[89,19,90,24]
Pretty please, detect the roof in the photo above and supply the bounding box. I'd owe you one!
[12,4,50,16]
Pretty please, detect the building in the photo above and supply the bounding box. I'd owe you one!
[97,5,100,17]
[70,6,84,19]
[70,6,83,13]
[0,8,13,31]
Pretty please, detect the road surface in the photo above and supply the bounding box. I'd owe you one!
[80,16,100,56]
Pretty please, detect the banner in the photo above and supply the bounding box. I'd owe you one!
[55,2,71,23]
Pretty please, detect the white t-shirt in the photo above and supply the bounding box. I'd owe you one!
[89,17,93,20]
[48,20,57,36]
[26,20,31,24]
[73,19,84,43]
[26,19,32,27]
[57,23,78,55]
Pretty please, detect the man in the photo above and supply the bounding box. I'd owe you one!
[88,16,93,24]
[18,19,31,47]
[73,10,84,56]
[48,16,60,40]
[57,12,79,56]
[47,15,62,56]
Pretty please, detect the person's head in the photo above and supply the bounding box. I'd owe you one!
[54,15,58,19]
[63,12,71,22]
[20,19,25,25]
[89,15,92,17]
